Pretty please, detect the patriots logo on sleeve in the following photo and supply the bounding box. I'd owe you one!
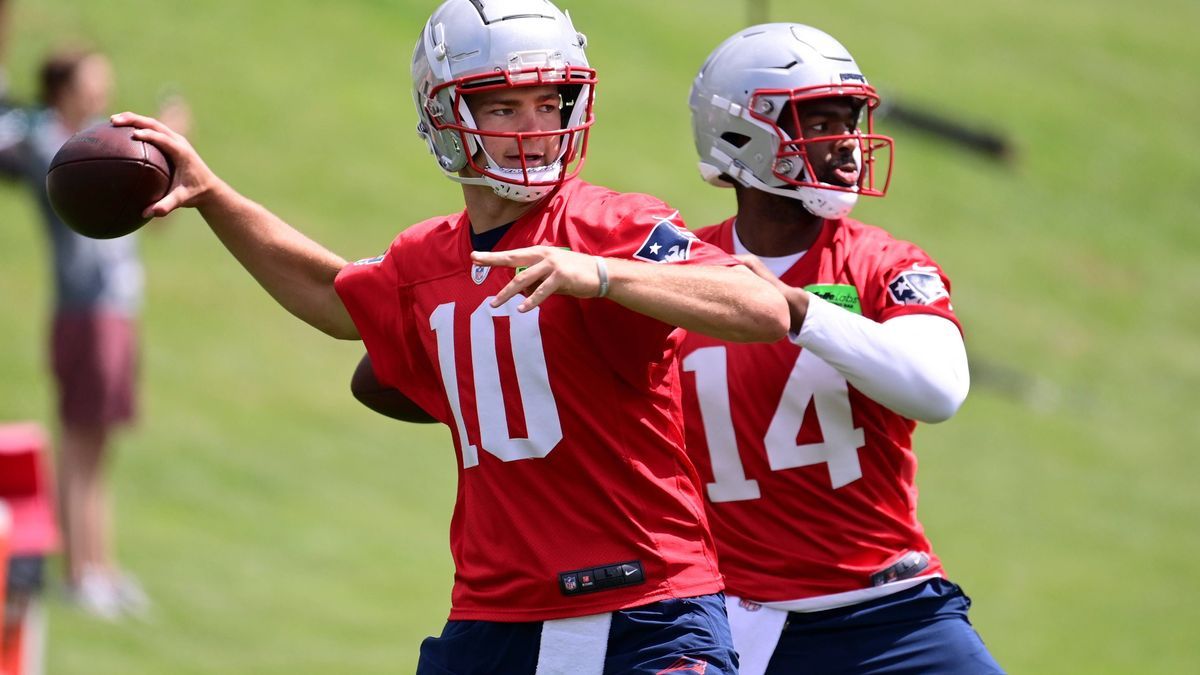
[633,212,698,263]
[887,264,950,305]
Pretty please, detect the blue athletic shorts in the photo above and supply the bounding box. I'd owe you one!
[417,593,736,674]
[766,578,1005,674]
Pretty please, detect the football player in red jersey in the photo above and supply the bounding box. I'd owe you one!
[679,24,1005,674]
[112,1,789,672]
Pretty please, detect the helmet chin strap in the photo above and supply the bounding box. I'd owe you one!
[473,140,568,202]
[485,162,564,202]
[439,159,565,203]
[780,136,863,219]
[796,184,858,219]
[712,157,860,219]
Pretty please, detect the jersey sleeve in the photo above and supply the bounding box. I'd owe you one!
[334,249,445,423]
[578,196,740,388]
[593,200,738,268]
[864,238,961,332]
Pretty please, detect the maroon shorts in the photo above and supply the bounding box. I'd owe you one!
[50,312,139,430]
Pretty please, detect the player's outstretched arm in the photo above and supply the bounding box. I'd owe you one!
[111,112,358,340]
[471,246,789,343]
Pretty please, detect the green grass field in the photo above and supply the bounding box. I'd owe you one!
[1,0,1198,672]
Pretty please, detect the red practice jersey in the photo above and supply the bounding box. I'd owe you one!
[679,216,961,604]
[336,179,733,621]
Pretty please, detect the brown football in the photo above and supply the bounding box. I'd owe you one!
[45,122,172,239]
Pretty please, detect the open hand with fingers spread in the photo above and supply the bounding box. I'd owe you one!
[110,112,223,219]
[471,245,603,312]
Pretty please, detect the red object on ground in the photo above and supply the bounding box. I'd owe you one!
[0,501,9,591]
[0,423,59,556]
[1,423,57,675]
[1,500,14,675]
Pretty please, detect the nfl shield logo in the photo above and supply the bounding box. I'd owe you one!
[563,575,578,592]
[471,264,490,285]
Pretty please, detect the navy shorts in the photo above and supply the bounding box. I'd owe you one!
[417,593,736,675]
[766,578,1005,674]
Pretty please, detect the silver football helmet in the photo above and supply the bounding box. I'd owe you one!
[412,0,595,202]
[690,23,893,219]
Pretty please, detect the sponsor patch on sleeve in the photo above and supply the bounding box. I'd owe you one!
[633,211,697,263]
[887,264,949,305]
[804,283,862,315]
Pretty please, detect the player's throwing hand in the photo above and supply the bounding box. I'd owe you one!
[110,112,221,219]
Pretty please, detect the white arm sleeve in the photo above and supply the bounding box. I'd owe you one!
[790,294,969,423]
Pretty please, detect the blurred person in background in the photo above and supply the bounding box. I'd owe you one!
[677,23,1005,674]
[0,46,189,620]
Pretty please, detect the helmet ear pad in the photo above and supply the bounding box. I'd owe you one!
[415,79,472,173]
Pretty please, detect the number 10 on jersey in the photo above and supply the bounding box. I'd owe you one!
[430,297,564,468]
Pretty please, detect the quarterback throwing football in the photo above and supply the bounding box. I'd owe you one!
[114,1,789,673]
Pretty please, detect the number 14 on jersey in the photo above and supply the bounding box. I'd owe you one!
[683,346,866,502]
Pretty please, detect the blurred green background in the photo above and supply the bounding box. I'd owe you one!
[1,0,1198,672]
